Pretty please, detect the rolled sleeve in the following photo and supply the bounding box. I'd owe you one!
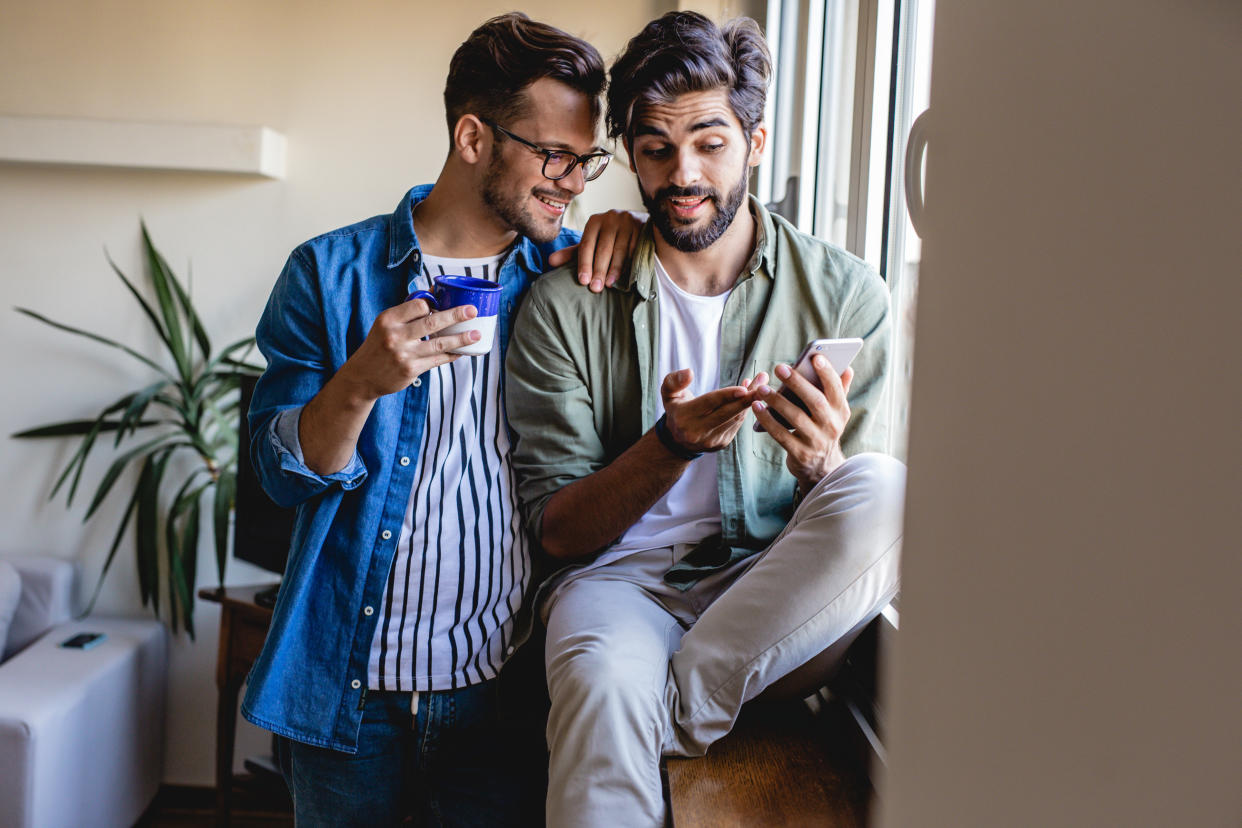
[249,248,370,508]
[269,407,367,487]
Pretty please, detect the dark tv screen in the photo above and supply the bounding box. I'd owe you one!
[234,374,296,577]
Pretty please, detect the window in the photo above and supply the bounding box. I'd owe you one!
[757,0,935,460]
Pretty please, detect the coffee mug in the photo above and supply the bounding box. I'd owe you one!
[406,275,502,356]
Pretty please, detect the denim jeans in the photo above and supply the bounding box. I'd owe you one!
[275,680,539,827]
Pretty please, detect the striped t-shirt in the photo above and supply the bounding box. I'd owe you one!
[366,252,529,691]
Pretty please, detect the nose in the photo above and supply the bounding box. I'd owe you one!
[558,163,587,196]
[669,146,702,189]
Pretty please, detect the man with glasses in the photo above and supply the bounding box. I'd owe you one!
[243,13,638,826]
[507,13,906,826]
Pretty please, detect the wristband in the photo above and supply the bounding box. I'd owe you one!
[654,413,703,461]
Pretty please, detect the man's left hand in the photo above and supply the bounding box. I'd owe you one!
[751,356,855,490]
[547,210,646,292]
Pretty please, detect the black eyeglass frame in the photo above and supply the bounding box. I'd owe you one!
[480,117,612,182]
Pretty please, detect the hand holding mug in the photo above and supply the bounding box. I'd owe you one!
[407,275,502,356]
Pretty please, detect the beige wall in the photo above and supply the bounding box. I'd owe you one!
[878,2,1241,826]
[0,0,664,785]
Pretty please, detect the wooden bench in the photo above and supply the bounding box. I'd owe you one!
[664,614,891,827]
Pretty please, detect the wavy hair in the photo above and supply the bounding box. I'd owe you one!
[444,12,606,137]
[607,12,772,141]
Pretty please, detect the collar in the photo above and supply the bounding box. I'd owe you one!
[616,195,777,299]
[385,183,545,275]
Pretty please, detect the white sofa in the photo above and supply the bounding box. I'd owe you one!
[0,554,166,828]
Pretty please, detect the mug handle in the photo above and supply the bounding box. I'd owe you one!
[405,290,440,310]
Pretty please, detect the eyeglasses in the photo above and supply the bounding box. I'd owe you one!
[481,117,612,182]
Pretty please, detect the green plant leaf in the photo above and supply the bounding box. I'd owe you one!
[83,465,143,615]
[203,336,259,374]
[105,251,173,354]
[114,379,171,446]
[48,394,137,506]
[213,470,236,585]
[12,418,156,438]
[139,221,191,383]
[165,251,211,362]
[14,307,175,380]
[166,475,209,638]
[83,433,188,521]
[135,449,175,611]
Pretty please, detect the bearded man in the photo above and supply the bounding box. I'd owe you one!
[506,12,907,827]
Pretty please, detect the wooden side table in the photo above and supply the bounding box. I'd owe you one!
[199,584,278,828]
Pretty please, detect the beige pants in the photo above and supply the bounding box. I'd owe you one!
[542,452,906,828]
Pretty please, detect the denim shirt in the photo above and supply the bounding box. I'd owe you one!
[241,185,578,752]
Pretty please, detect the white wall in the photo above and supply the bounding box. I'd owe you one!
[0,0,661,785]
[879,2,1241,826]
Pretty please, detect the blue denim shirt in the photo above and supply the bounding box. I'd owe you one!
[240,185,578,752]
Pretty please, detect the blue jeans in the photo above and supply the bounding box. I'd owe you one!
[275,681,540,827]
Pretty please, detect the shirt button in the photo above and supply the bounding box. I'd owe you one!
[412,378,422,387]
[363,605,374,616]
[381,530,392,540]
[351,679,361,689]
[399,456,410,466]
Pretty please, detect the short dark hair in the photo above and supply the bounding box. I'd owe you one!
[444,13,606,138]
[607,12,772,141]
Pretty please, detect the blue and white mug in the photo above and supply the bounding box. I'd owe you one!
[406,275,502,356]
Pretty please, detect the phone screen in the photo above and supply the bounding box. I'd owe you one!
[59,632,106,649]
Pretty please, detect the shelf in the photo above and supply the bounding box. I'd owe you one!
[0,115,286,179]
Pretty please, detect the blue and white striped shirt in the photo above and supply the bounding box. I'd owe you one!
[367,254,527,691]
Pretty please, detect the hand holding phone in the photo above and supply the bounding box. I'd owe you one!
[753,338,863,432]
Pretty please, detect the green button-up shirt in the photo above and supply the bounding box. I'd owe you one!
[506,197,892,584]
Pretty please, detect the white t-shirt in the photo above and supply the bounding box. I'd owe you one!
[367,252,528,692]
[606,255,729,558]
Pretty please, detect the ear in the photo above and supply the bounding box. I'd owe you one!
[453,114,490,166]
[747,123,768,168]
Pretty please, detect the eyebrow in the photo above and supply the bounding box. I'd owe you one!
[633,117,732,138]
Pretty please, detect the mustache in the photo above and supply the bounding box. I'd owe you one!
[654,185,717,202]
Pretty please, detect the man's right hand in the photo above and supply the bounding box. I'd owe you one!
[660,368,767,455]
[341,297,482,401]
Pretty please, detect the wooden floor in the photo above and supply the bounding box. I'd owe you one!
[136,779,293,828]
[665,699,871,828]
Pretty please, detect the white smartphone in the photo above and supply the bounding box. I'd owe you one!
[752,337,864,432]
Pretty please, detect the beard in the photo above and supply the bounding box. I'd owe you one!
[480,152,572,245]
[640,161,751,253]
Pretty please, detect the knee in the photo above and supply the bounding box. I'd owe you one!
[808,452,906,518]
[548,643,663,707]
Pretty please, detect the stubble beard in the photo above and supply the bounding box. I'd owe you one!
[641,160,751,253]
[480,152,567,245]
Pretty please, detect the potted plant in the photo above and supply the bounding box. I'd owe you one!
[12,223,264,636]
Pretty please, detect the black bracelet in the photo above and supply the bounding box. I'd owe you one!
[654,413,703,461]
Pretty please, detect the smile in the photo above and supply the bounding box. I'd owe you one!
[534,193,568,215]
[667,195,709,218]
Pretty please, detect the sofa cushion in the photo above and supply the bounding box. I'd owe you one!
[0,556,76,660]
[0,563,19,661]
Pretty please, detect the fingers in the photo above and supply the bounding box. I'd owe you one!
[807,355,847,408]
[604,215,641,288]
[546,242,576,269]
[774,362,832,423]
[413,304,477,339]
[576,221,600,287]
[751,399,801,452]
[660,368,695,402]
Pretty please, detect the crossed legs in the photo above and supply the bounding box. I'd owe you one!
[543,453,906,827]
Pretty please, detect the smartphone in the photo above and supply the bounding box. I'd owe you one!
[59,632,106,650]
[752,338,864,432]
